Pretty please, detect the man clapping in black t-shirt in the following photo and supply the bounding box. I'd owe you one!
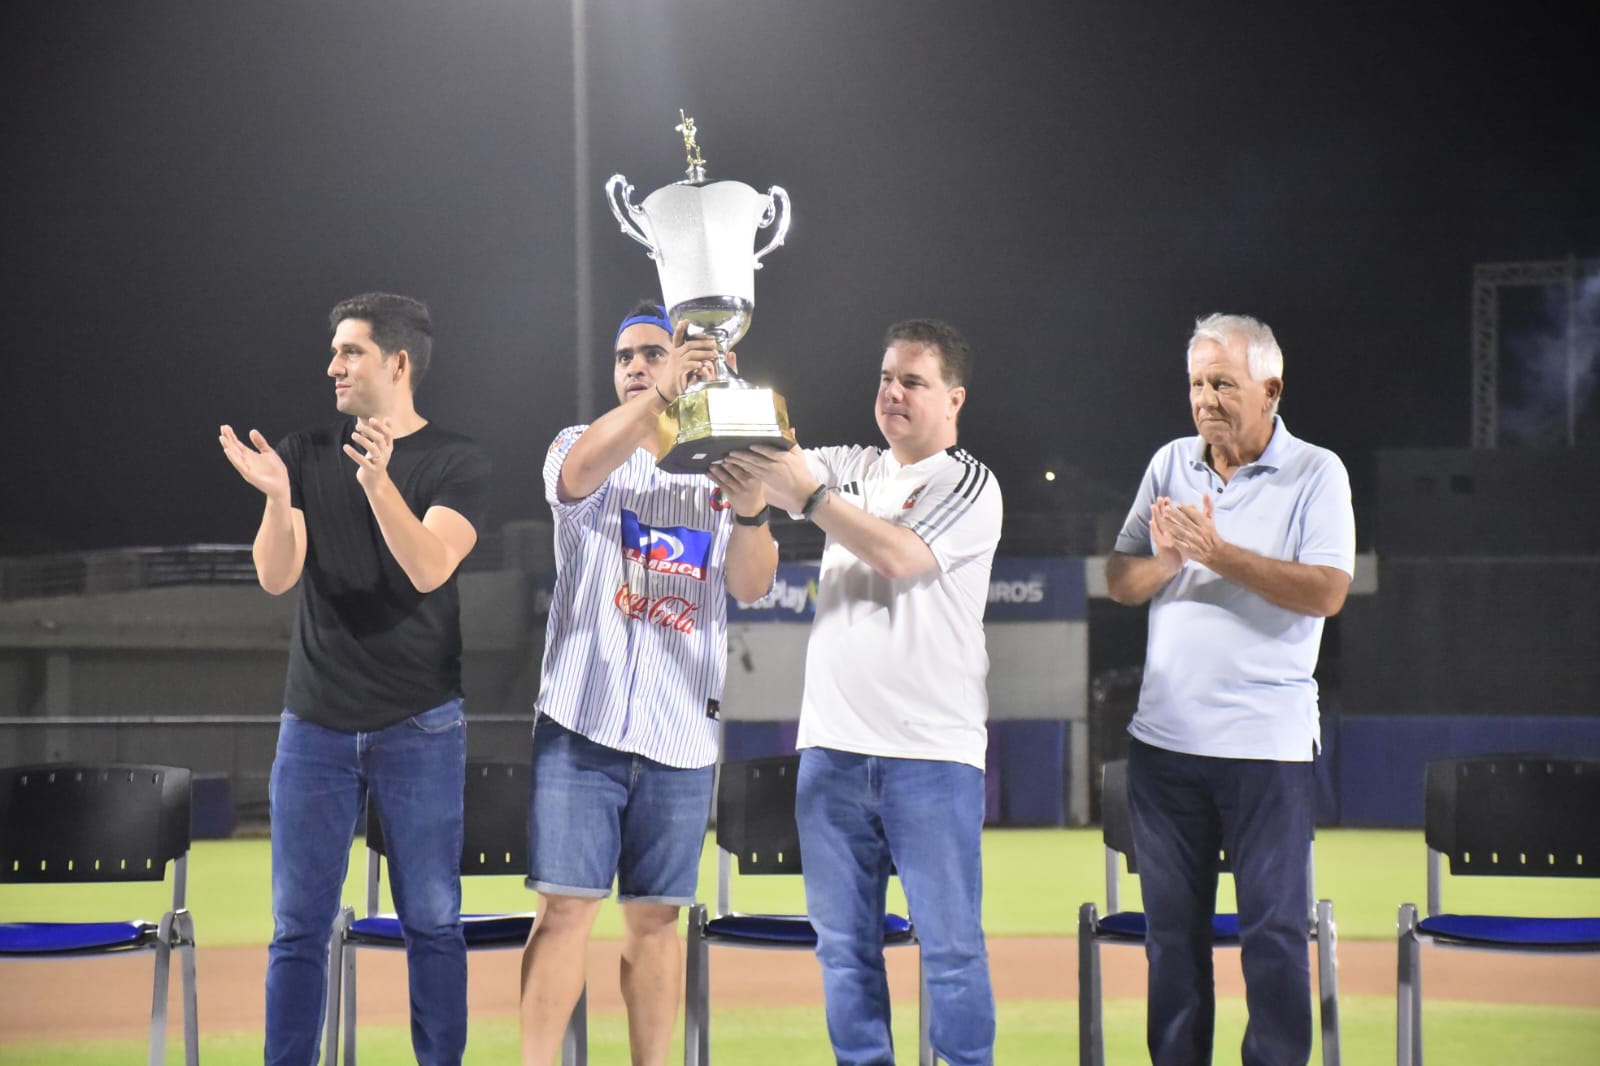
[220,292,490,1066]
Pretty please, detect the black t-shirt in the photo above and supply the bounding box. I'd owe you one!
[277,419,491,732]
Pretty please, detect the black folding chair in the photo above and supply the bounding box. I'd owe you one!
[0,763,199,1066]
[1077,759,1340,1066]
[1397,754,1600,1065]
[684,755,931,1066]
[324,759,585,1065]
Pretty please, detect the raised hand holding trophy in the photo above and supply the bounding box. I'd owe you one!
[605,112,794,473]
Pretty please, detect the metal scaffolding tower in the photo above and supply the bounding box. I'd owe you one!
[1471,256,1600,448]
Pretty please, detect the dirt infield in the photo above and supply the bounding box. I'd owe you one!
[3,937,1597,1044]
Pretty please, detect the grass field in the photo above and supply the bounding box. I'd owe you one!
[3,828,1598,1063]
[4,998,1599,1066]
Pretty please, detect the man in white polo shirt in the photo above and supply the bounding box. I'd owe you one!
[1106,312,1355,1066]
[725,318,1003,1066]
[517,302,778,1066]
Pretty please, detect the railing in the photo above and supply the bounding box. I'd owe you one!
[0,545,256,601]
[0,534,510,602]
[0,511,1114,602]
[0,714,538,825]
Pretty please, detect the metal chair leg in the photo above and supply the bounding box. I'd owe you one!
[148,913,175,1066]
[684,905,709,1066]
[918,944,934,1066]
[561,983,588,1066]
[342,926,359,1064]
[1315,899,1340,1066]
[324,909,350,1066]
[1077,902,1105,1066]
[1396,903,1420,1066]
[177,911,200,1066]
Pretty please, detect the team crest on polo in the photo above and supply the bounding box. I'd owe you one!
[620,509,714,580]
[903,483,928,509]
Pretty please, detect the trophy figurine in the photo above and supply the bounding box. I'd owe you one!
[606,111,794,473]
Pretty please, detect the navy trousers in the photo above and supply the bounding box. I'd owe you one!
[1127,738,1314,1066]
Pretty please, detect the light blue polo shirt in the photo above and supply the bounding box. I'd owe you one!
[1113,417,1356,762]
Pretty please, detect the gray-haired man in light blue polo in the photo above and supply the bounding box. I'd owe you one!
[1105,312,1356,1066]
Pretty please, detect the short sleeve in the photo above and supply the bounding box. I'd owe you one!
[543,425,603,516]
[429,440,492,532]
[904,455,1002,573]
[1113,454,1165,556]
[1295,451,1357,576]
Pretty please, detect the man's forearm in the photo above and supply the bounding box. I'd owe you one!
[1104,550,1179,606]
[558,390,669,501]
[1203,544,1350,617]
[364,481,467,594]
[724,524,779,603]
[808,489,938,580]
[253,496,304,595]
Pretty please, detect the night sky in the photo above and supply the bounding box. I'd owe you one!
[3,2,1596,555]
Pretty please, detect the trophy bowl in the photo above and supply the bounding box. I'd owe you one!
[606,115,794,473]
[670,295,752,352]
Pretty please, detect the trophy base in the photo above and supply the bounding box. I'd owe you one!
[657,380,794,474]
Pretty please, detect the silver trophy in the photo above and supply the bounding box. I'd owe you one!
[606,112,794,473]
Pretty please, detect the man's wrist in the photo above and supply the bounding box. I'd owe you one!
[800,483,831,521]
[733,506,770,527]
[653,383,673,406]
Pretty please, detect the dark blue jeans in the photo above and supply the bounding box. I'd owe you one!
[796,747,996,1066]
[265,701,467,1066]
[1127,738,1314,1066]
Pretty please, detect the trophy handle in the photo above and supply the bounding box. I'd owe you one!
[752,185,791,269]
[605,174,658,258]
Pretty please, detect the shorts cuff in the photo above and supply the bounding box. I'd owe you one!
[617,892,696,907]
[526,877,611,899]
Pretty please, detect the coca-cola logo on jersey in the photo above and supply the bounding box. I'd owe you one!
[614,583,699,634]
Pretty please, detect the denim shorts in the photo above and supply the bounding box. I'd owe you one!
[526,715,714,906]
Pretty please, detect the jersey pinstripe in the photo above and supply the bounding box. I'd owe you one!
[533,425,735,768]
[797,444,1003,769]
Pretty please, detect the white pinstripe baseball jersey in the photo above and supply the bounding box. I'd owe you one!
[533,425,738,768]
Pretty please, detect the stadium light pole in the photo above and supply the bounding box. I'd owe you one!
[572,0,595,421]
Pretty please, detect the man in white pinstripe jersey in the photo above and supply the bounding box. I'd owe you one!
[517,301,779,1066]
[723,318,1003,1066]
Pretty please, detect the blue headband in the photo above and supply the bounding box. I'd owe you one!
[615,309,674,346]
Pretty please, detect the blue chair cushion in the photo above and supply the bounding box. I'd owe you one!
[705,912,915,946]
[348,912,535,947]
[1096,911,1241,943]
[0,921,156,954]
[1417,914,1600,949]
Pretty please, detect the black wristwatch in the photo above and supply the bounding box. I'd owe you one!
[800,483,831,521]
[733,507,770,527]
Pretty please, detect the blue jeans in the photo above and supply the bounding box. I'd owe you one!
[1127,738,1314,1066]
[796,747,996,1066]
[265,701,468,1066]
[526,714,713,905]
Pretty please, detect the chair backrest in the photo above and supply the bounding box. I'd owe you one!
[709,755,804,918]
[1424,755,1600,880]
[1098,759,1316,917]
[365,760,529,882]
[0,763,192,886]
[1099,759,1235,876]
[715,755,803,877]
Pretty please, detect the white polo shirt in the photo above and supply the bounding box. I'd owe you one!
[533,425,738,769]
[797,444,1003,771]
[1114,418,1356,762]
